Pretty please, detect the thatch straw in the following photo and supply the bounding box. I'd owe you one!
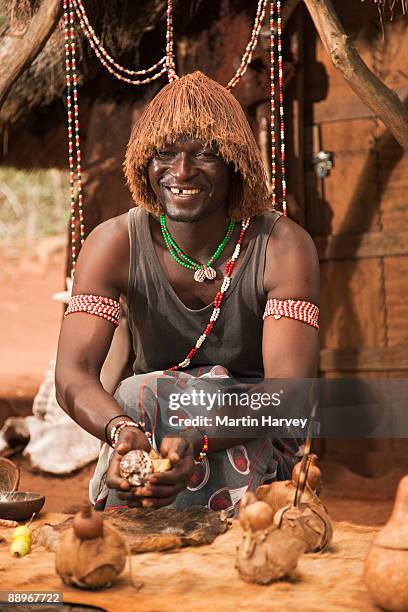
[370,0,407,15]
[0,0,166,124]
[124,71,270,219]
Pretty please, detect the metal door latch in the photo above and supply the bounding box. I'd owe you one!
[312,150,333,178]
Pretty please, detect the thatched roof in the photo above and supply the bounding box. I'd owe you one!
[373,0,407,18]
[0,0,168,124]
[1,0,407,128]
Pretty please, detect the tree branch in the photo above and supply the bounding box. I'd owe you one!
[0,0,62,111]
[303,0,408,151]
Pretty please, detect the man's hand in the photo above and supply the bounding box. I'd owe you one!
[106,427,151,503]
[132,437,196,509]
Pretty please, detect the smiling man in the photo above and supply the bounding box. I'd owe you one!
[55,71,319,512]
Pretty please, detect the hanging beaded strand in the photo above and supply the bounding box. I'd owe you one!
[165,0,268,91]
[270,0,277,208]
[227,0,268,90]
[63,0,84,276]
[168,218,250,371]
[270,0,287,216]
[277,0,287,216]
[72,0,167,85]
[166,0,178,82]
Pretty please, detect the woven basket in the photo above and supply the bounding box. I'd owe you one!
[0,457,20,493]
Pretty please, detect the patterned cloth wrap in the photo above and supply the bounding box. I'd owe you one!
[90,366,298,514]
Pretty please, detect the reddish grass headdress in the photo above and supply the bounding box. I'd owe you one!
[124,71,270,219]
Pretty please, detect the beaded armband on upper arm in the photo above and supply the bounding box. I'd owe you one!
[64,294,121,327]
[263,298,319,330]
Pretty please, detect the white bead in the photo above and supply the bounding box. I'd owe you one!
[179,358,191,368]
[210,308,220,322]
[221,277,231,292]
[232,244,241,260]
[196,335,207,348]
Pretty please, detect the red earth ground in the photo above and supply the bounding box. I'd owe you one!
[0,242,400,525]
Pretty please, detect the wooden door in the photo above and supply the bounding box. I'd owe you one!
[302,2,408,471]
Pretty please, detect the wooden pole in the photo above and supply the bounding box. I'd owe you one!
[0,0,62,111]
[303,0,408,151]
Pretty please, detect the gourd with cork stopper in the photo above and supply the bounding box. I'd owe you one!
[272,454,332,553]
[364,474,408,611]
[256,454,322,515]
[236,492,305,584]
[55,501,126,590]
[292,454,321,491]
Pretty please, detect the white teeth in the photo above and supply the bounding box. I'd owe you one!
[169,187,200,195]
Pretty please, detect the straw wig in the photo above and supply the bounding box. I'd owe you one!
[124,71,271,219]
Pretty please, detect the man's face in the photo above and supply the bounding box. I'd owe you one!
[148,135,230,223]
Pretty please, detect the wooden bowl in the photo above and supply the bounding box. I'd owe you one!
[0,457,20,492]
[0,492,45,522]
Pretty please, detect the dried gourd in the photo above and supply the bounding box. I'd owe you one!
[274,502,333,553]
[364,475,408,611]
[55,502,126,590]
[236,492,304,584]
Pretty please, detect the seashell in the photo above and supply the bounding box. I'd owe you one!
[120,450,153,486]
[364,474,408,611]
[193,267,206,283]
[204,266,216,280]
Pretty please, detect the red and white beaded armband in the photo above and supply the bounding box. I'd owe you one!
[263,298,319,330]
[64,294,121,327]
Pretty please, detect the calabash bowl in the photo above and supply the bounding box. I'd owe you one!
[0,492,45,522]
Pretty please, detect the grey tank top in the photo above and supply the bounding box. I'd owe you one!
[127,208,282,377]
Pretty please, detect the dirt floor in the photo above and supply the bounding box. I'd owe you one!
[0,240,66,401]
[0,243,402,527]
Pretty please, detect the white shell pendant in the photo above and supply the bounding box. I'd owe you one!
[194,267,206,283]
[204,266,216,280]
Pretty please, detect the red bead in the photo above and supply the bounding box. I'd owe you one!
[205,322,214,334]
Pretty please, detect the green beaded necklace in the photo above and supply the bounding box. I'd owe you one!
[160,213,236,282]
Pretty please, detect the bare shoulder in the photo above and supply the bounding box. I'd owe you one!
[264,215,319,303]
[72,212,130,296]
[86,211,129,245]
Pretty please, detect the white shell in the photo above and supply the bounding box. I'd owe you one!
[120,449,153,486]
[204,266,216,280]
[194,267,206,283]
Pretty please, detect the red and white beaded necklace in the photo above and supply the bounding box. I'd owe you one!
[63,0,286,276]
[65,218,251,371]
[168,218,250,371]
